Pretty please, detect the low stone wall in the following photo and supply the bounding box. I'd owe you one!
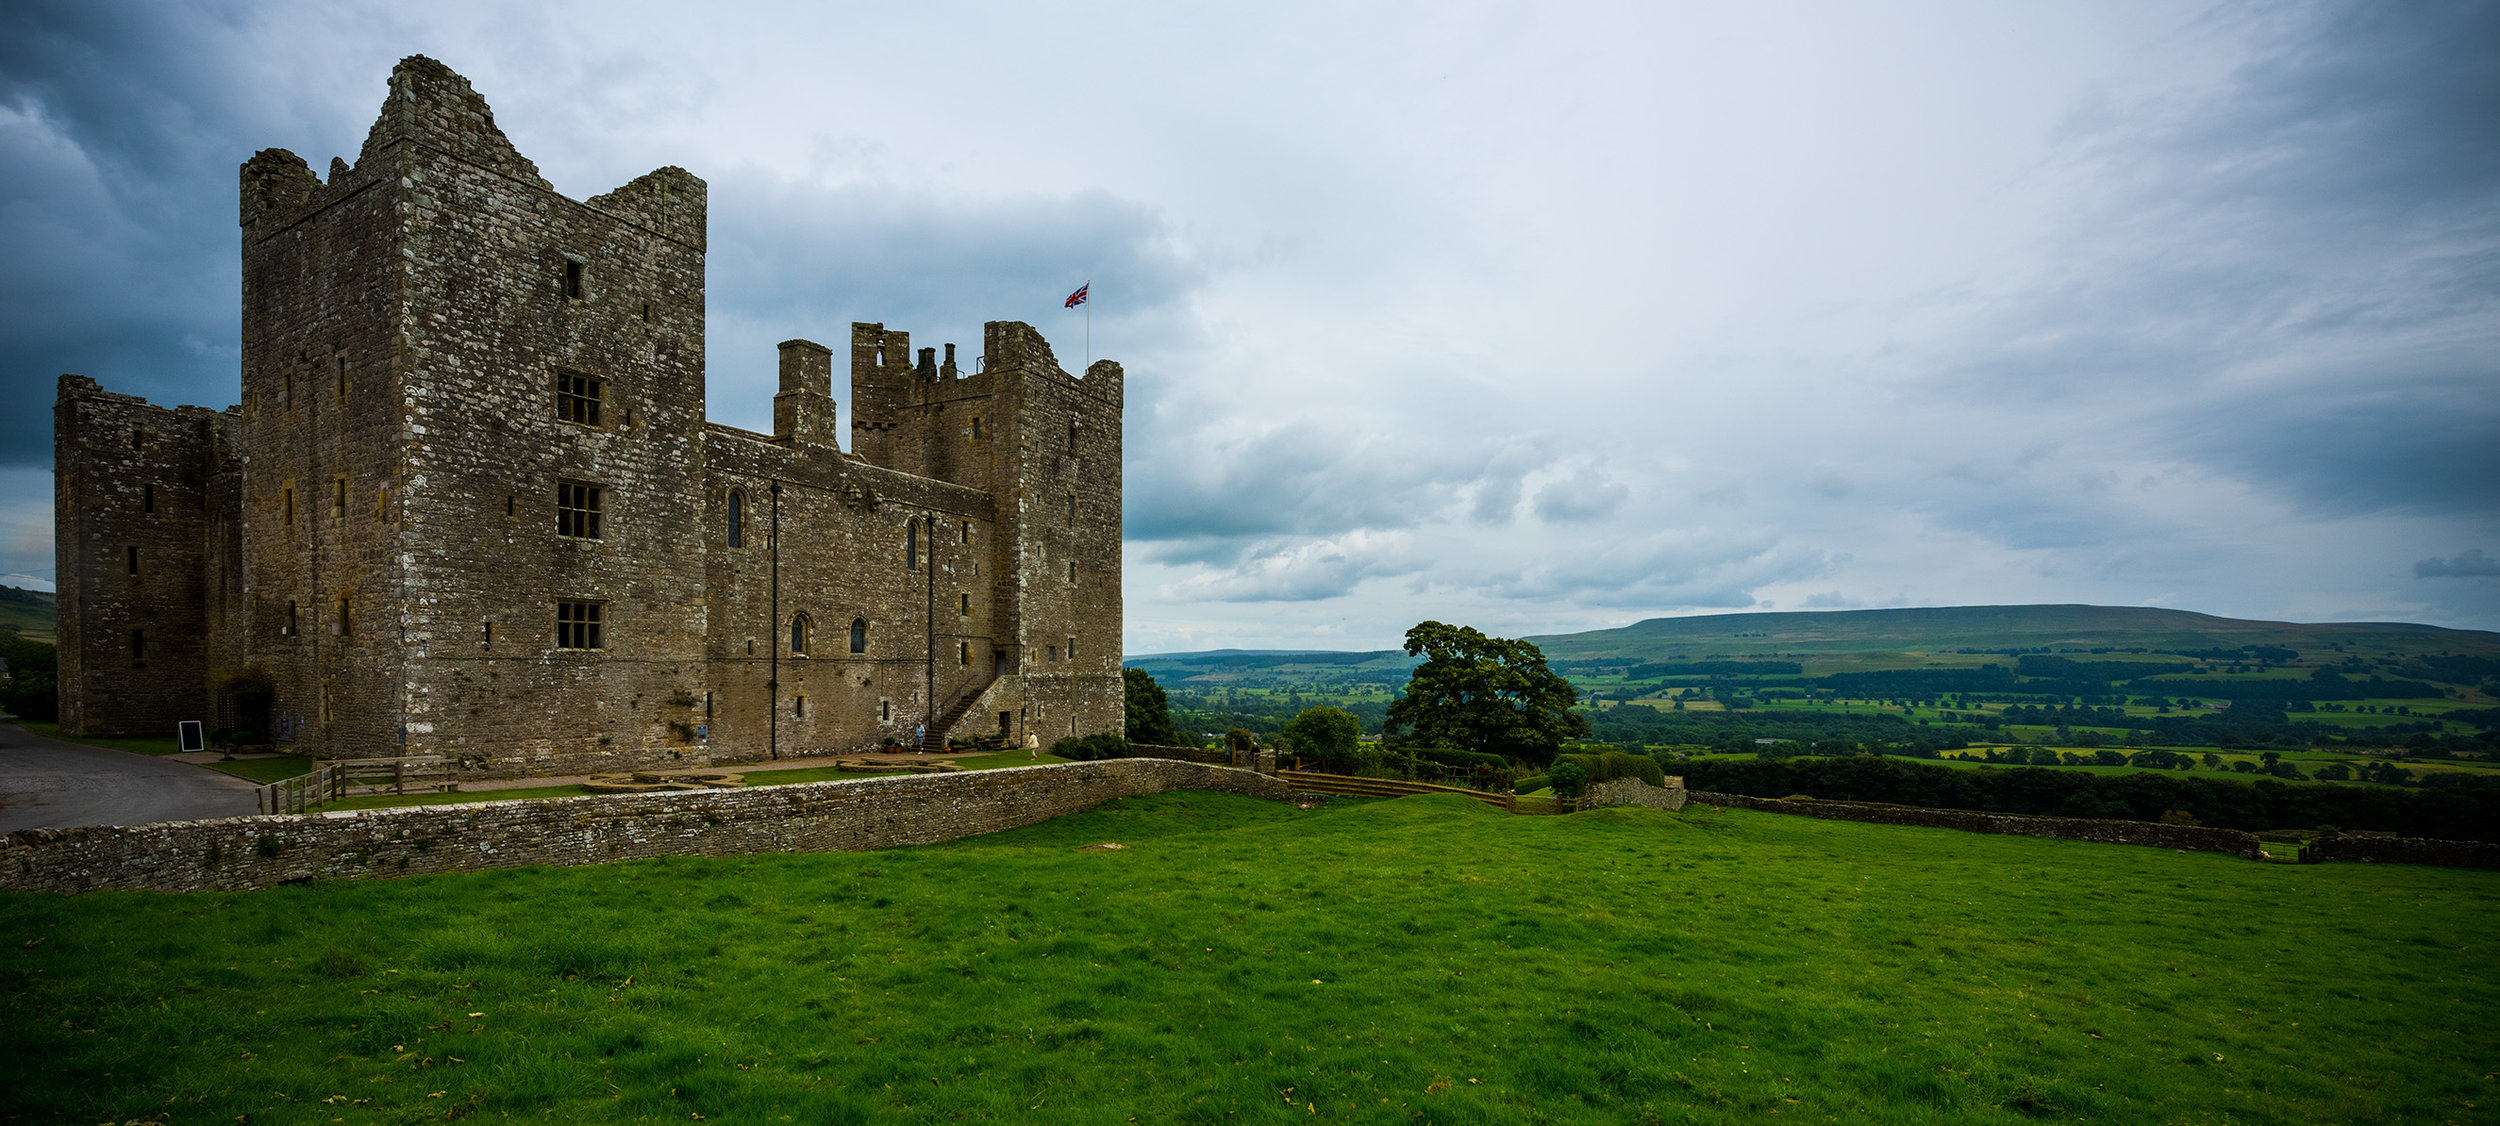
[1686,791,2262,859]
[2308,833,2500,870]
[0,759,1293,895]
[1580,776,1687,812]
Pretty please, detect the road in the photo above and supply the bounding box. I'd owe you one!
[0,721,263,833]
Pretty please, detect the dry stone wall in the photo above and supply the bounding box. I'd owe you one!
[0,759,1291,895]
[1688,790,2263,858]
[2307,832,2500,870]
[1580,776,1688,812]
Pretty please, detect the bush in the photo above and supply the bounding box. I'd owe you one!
[1050,733,1132,761]
[1551,750,1664,788]
[1281,707,1364,771]
[1410,747,1508,773]
[1546,760,1588,798]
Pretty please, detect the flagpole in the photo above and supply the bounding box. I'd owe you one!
[1084,281,1092,371]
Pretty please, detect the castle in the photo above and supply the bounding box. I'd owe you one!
[52,57,1124,775]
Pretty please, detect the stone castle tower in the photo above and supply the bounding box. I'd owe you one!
[53,56,1125,775]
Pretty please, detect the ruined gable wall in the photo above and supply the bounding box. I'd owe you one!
[52,382,234,735]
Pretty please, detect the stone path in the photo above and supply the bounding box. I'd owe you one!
[0,721,263,833]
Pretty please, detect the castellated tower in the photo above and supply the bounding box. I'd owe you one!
[52,56,1124,775]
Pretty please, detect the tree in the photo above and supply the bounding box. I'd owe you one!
[1123,668,1183,747]
[1384,620,1588,765]
[1281,706,1364,771]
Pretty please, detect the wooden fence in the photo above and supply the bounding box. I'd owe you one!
[256,765,343,814]
[1276,770,1514,811]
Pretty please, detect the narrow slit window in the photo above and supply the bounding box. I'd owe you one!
[556,600,604,649]
[131,629,147,661]
[131,428,144,451]
[336,594,353,636]
[905,521,919,570]
[336,357,349,401]
[793,695,806,719]
[727,490,745,548]
[556,372,604,426]
[959,593,971,616]
[280,371,294,408]
[557,480,603,539]
[880,699,891,721]
[1067,636,1078,660]
[1068,494,1078,522]
[126,546,140,575]
[332,477,347,517]
[284,600,298,637]
[482,620,494,649]
[970,417,982,440]
[960,519,971,544]
[563,258,585,300]
[1067,560,1078,583]
[283,485,295,526]
[142,484,155,514]
[959,640,971,666]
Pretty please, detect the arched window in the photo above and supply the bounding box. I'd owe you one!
[789,614,811,655]
[727,490,744,548]
[849,617,868,654]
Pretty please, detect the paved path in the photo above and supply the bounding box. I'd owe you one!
[0,721,263,833]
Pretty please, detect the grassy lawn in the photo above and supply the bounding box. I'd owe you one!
[204,756,319,784]
[4,792,2493,1124]
[16,720,183,756]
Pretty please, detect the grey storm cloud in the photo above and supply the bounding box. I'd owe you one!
[1927,0,2500,524]
[1531,466,1631,524]
[2416,549,2500,579]
[1124,426,1546,544]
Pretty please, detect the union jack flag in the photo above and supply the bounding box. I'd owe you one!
[1064,283,1089,309]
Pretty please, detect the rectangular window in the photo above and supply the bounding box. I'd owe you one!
[284,600,298,637]
[1067,636,1078,660]
[959,593,971,616]
[126,546,139,575]
[1067,560,1078,583]
[563,258,586,300]
[958,641,970,666]
[131,629,147,661]
[970,417,982,440]
[283,484,295,526]
[332,477,347,518]
[279,370,293,408]
[557,480,603,539]
[1048,645,1060,662]
[142,484,155,514]
[482,620,494,649]
[336,594,352,636]
[556,600,604,650]
[905,522,919,570]
[556,372,604,427]
[793,695,806,719]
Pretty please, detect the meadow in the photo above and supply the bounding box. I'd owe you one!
[5,791,2494,1124]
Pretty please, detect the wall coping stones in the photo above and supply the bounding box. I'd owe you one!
[0,759,1292,895]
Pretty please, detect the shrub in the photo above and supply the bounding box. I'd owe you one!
[1050,733,1132,761]
[1551,751,1665,788]
[1546,760,1588,798]
[1281,707,1364,771]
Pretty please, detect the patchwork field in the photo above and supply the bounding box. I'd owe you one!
[5,791,2493,1124]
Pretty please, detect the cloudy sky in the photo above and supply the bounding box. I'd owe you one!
[2,0,2493,650]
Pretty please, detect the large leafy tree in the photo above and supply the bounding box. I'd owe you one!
[1123,667,1184,747]
[1281,705,1364,771]
[1384,620,1587,765]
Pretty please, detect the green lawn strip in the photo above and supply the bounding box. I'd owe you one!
[201,756,318,784]
[4,792,2493,1124]
[17,720,183,756]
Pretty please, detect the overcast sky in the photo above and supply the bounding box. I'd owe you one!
[2,0,2493,650]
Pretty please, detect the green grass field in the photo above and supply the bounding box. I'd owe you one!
[4,792,2493,1124]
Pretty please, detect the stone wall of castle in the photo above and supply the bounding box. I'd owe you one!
[53,56,1125,770]
[0,761,1289,894]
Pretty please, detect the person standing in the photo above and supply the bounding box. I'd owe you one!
[1025,732,1040,759]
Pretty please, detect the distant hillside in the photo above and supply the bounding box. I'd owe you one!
[1525,605,2500,663]
[0,585,54,645]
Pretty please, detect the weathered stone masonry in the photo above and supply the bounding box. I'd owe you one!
[0,760,1292,895]
[54,56,1124,775]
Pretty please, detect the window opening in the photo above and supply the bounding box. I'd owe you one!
[790,614,812,655]
[880,699,892,721]
[704,691,713,720]
[336,594,353,636]
[280,370,294,409]
[142,484,155,513]
[849,618,867,654]
[727,490,745,548]
[1068,420,1079,452]
[793,695,806,719]
[1068,636,1078,660]
[1068,494,1078,522]
[557,480,604,539]
[336,357,349,401]
[482,620,494,649]
[284,600,299,637]
[130,428,143,451]
[126,546,140,575]
[960,593,971,616]
[563,258,585,300]
[332,477,347,517]
[1068,560,1078,582]
[556,372,604,426]
[556,600,604,649]
[131,629,147,661]
[506,494,515,518]
[283,485,295,526]
[970,417,982,440]
[958,641,970,666]
[960,519,971,544]
[905,521,919,570]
